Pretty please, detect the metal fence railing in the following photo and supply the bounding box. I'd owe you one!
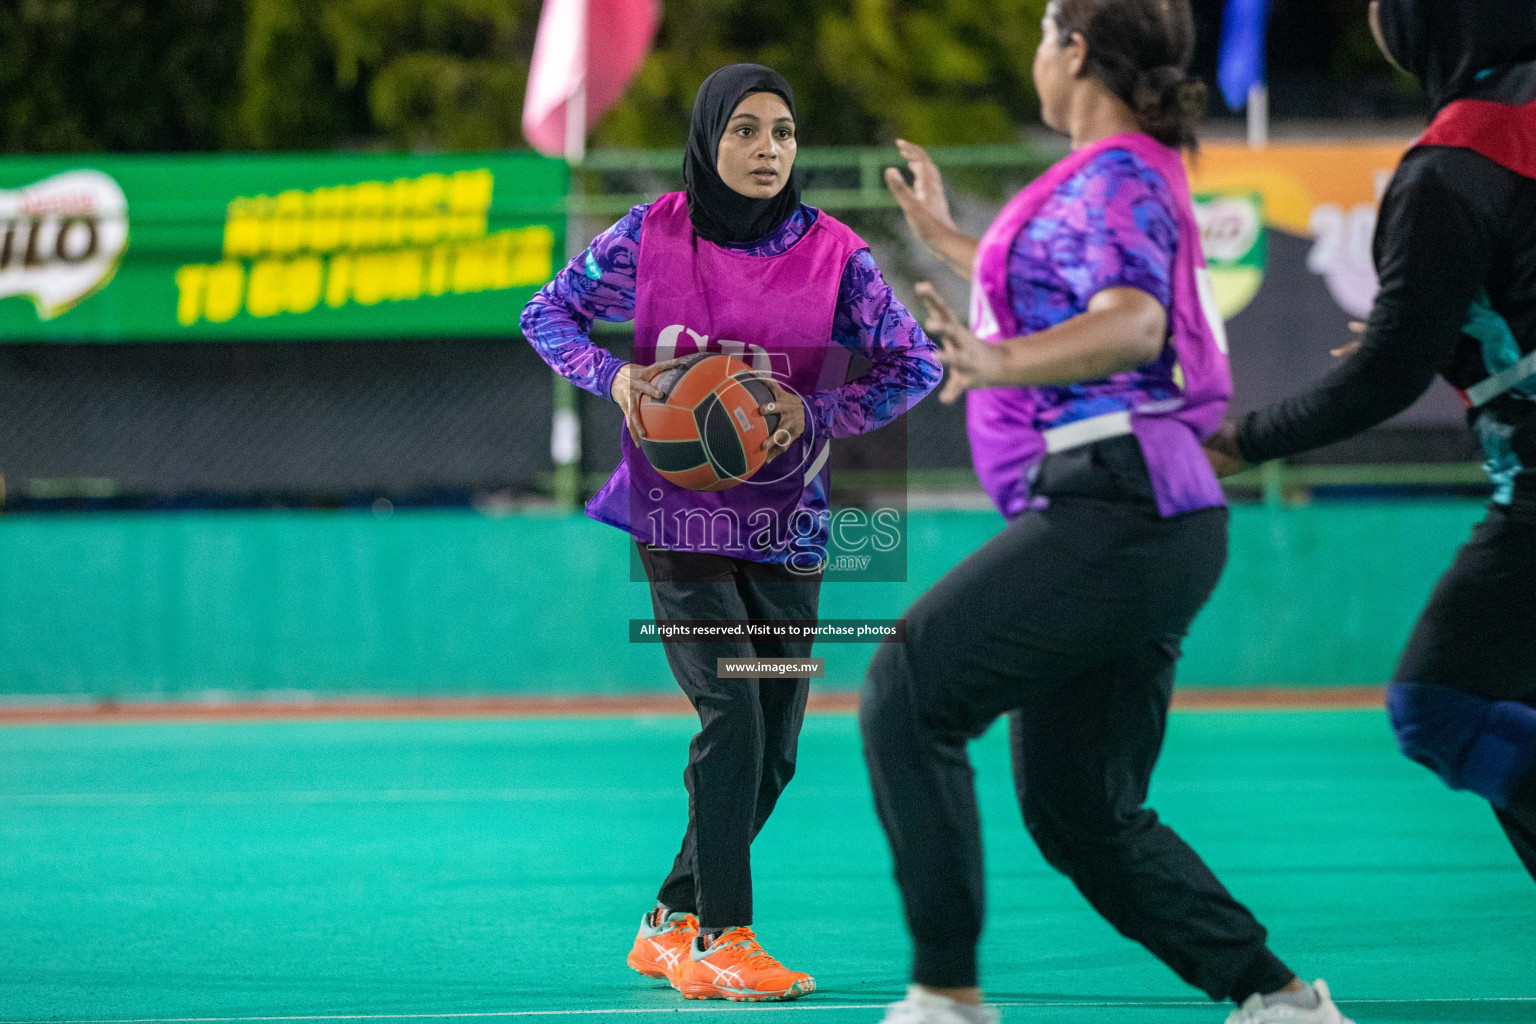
[574,143,1062,218]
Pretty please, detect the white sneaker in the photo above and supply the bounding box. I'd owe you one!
[881,986,1000,1024]
[1226,980,1354,1024]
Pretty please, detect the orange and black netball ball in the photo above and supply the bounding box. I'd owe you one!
[637,353,781,491]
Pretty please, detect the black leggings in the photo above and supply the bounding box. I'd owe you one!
[638,543,821,930]
[1394,501,1536,879]
[859,439,1292,999]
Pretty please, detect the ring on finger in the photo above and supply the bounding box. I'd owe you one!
[772,428,792,449]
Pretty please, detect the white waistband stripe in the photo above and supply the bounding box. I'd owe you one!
[1042,410,1133,454]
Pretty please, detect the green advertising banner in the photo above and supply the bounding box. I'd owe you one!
[0,153,567,341]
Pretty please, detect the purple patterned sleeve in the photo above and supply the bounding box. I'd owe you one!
[804,250,942,438]
[1003,150,1184,429]
[519,204,649,400]
[1008,150,1176,331]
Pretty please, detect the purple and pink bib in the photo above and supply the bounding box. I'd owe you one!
[967,132,1232,519]
[586,191,865,561]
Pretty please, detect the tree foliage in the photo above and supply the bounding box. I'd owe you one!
[598,0,1047,148]
[233,0,538,150]
[0,0,244,151]
[1,0,1411,154]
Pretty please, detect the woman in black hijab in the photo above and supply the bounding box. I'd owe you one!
[1207,0,1536,883]
[682,64,807,246]
[1372,0,1536,113]
[520,65,940,1000]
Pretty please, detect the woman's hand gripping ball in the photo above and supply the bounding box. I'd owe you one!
[611,359,686,445]
[758,377,806,462]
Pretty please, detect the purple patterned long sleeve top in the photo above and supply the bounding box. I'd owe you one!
[1007,148,1181,430]
[520,203,941,439]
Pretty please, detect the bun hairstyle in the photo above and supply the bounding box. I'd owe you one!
[1049,0,1206,152]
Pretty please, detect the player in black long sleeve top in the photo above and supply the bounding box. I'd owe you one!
[1208,0,1536,882]
[1236,143,1536,475]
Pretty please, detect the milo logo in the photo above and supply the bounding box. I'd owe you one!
[1193,190,1266,321]
[0,170,129,319]
[1196,194,1262,264]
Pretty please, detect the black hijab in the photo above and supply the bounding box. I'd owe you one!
[1377,0,1536,112]
[683,64,804,247]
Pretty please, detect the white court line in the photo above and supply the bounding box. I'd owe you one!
[0,784,862,808]
[0,789,672,807]
[6,997,1535,1024]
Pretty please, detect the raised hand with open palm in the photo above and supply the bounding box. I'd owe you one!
[885,139,980,279]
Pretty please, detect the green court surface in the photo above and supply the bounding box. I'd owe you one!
[1,709,1532,1024]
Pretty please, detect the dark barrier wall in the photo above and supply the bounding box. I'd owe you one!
[0,338,925,501]
[0,324,1475,506]
[0,340,557,498]
[0,502,1485,698]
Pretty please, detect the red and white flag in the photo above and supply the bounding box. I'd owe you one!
[522,0,661,159]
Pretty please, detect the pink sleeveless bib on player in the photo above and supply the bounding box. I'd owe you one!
[586,191,866,560]
[967,132,1232,519]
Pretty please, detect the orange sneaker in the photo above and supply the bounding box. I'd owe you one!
[673,926,815,1002]
[627,909,699,981]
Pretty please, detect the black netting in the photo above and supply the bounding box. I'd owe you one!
[0,339,555,500]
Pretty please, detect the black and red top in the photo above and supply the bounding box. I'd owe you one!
[1238,59,1536,504]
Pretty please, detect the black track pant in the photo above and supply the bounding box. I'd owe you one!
[859,439,1293,1000]
[639,543,821,930]
[1394,500,1536,879]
